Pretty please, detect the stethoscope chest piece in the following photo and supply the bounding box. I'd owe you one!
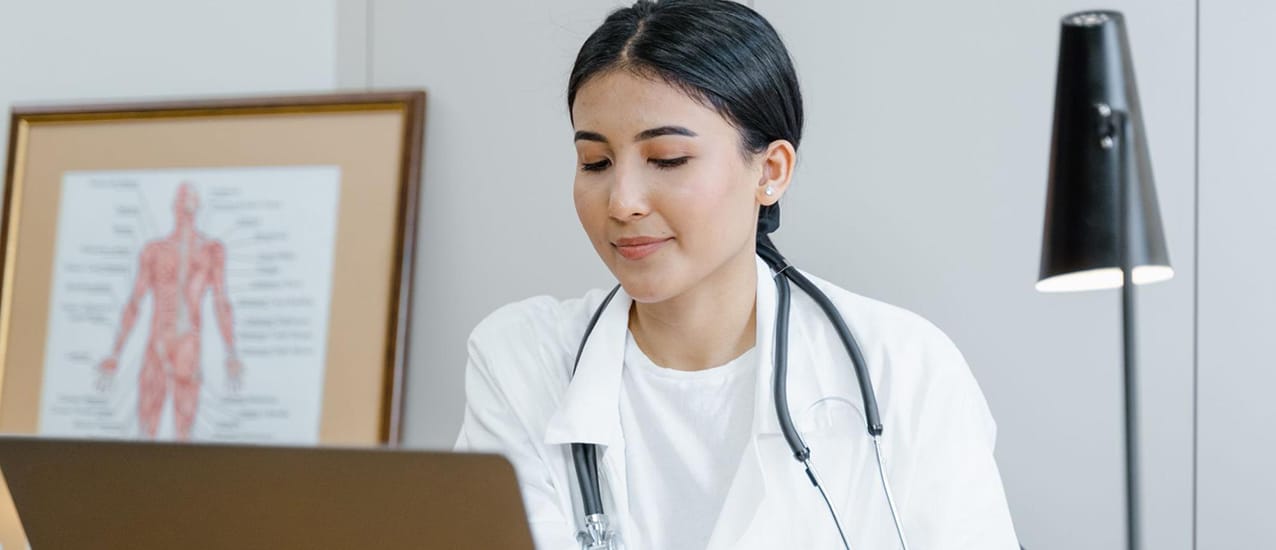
[577,512,622,549]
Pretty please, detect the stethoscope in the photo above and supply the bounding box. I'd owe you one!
[571,234,910,550]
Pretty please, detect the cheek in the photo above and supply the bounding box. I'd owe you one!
[663,164,756,244]
[573,177,609,242]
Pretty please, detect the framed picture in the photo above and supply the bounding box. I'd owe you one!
[0,91,425,447]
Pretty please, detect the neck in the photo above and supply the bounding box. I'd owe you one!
[628,245,758,371]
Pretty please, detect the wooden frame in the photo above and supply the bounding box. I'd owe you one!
[0,91,425,446]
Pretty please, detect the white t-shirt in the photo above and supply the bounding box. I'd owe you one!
[617,331,758,550]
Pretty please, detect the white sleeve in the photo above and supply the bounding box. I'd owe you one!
[454,326,579,550]
[900,327,1021,549]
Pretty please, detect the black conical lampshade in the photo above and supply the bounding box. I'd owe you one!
[1038,11,1173,293]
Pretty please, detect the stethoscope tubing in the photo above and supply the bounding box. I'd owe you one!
[569,237,906,550]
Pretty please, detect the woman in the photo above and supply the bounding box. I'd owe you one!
[455,1,1020,548]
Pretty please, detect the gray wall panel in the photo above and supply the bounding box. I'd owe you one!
[1197,0,1276,545]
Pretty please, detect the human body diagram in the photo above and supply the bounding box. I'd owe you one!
[97,182,242,441]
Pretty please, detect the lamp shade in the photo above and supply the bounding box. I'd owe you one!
[1038,11,1172,293]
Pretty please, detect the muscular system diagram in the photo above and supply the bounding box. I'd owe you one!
[97,183,241,441]
[39,166,341,444]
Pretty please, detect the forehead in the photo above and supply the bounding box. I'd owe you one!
[571,70,729,135]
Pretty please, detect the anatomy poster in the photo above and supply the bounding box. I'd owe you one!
[37,166,341,444]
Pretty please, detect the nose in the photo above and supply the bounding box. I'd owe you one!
[607,161,650,222]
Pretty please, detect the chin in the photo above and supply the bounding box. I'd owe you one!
[612,265,684,304]
[616,276,671,304]
[623,286,672,304]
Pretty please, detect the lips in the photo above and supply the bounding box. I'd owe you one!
[613,236,672,261]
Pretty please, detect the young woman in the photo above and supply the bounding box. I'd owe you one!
[455,1,1020,548]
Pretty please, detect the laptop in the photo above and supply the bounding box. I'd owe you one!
[0,436,535,549]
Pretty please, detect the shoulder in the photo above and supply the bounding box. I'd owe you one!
[465,287,617,394]
[805,272,997,446]
[468,287,615,357]
[798,270,963,367]
[794,270,988,431]
[201,238,225,257]
[459,288,618,448]
[139,240,165,262]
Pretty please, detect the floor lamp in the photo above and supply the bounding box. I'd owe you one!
[1037,11,1174,550]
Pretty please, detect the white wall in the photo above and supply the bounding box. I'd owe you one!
[1197,0,1276,546]
[366,1,1200,549]
[0,0,338,179]
[753,2,1197,549]
[366,0,619,450]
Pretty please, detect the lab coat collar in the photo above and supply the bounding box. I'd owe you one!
[543,254,828,445]
[542,255,832,548]
[543,282,632,449]
[751,254,783,437]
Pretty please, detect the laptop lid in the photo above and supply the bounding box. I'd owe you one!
[0,436,534,549]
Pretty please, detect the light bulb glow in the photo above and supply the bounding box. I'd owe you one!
[1036,265,1174,293]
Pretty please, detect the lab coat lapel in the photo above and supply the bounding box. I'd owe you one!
[751,260,833,439]
[704,256,780,550]
[706,256,838,550]
[542,285,633,525]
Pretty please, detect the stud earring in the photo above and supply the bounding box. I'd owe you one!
[764,186,775,197]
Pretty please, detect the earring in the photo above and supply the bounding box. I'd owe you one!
[764,186,775,197]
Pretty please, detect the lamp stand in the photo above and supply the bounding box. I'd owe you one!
[1102,104,1141,550]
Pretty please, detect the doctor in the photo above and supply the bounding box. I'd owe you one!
[455,1,1020,548]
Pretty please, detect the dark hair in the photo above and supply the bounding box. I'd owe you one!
[567,0,803,235]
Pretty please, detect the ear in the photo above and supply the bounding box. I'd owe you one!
[754,139,796,206]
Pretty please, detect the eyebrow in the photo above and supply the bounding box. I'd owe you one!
[574,125,698,144]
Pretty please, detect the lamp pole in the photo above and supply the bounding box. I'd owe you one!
[1099,102,1141,550]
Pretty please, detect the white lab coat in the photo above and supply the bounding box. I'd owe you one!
[455,255,1020,549]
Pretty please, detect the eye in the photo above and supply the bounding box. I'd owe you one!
[581,159,611,172]
[650,156,690,170]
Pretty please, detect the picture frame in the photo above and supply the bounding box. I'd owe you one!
[0,91,426,447]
